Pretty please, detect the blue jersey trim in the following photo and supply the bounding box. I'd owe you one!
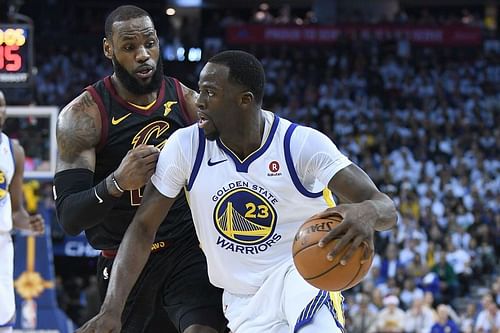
[186,128,206,191]
[0,321,14,328]
[294,290,344,333]
[216,115,280,173]
[284,123,323,198]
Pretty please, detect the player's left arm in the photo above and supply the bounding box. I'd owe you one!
[9,140,44,234]
[318,164,397,263]
[292,127,396,263]
[179,82,199,123]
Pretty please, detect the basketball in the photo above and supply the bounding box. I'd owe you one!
[292,213,373,291]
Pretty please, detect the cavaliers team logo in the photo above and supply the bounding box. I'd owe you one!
[214,188,277,245]
[0,170,7,201]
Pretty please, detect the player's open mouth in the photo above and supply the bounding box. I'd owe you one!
[135,66,153,79]
[198,111,210,128]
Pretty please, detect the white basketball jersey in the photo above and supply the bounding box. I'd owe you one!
[152,111,351,295]
[0,132,15,232]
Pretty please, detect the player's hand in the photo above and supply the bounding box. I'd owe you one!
[316,202,376,264]
[75,311,121,333]
[29,214,45,235]
[113,144,160,190]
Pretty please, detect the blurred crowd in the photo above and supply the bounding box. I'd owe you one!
[259,41,499,332]
[7,2,500,331]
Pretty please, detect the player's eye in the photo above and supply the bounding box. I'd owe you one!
[123,45,134,51]
[146,40,156,48]
[200,89,214,97]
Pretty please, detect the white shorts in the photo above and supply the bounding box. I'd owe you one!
[222,260,344,333]
[0,232,15,326]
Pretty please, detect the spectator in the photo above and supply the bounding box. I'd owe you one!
[431,253,459,304]
[350,293,378,333]
[430,304,460,333]
[459,303,478,333]
[475,297,500,333]
[403,295,435,333]
[372,295,406,333]
[400,279,425,310]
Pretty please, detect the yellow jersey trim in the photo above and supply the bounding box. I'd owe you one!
[322,187,345,326]
[128,99,157,110]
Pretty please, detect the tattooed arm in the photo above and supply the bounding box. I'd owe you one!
[54,92,160,236]
[54,92,118,235]
[56,91,101,172]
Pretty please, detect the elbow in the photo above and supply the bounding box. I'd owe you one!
[373,194,398,231]
[58,218,83,236]
[55,206,83,236]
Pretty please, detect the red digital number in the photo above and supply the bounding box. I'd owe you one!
[0,45,22,71]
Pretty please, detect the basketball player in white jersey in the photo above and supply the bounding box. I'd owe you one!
[0,91,44,333]
[79,51,397,333]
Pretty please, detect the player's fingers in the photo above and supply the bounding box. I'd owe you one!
[340,235,364,265]
[318,223,347,247]
[32,222,44,231]
[360,240,375,264]
[30,214,43,222]
[132,145,160,158]
[142,153,160,165]
[139,144,160,153]
[144,169,156,181]
[313,209,344,220]
[326,230,355,261]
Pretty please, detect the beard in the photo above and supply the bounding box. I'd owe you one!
[205,129,220,141]
[200,113,220,141]
[112,55,164,95]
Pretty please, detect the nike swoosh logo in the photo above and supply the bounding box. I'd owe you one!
[111,113,132,125]
[94,188,103,204]
[208,158,227,166]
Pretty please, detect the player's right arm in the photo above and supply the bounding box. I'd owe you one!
[76,183,176,333]
[76,126,191,333]
[54,91,160,236]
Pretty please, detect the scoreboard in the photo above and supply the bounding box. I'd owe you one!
[0,24,33,87]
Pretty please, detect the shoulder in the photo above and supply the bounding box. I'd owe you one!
[57,91,101,146]
[59,90,99,123]
[9,138,24,155]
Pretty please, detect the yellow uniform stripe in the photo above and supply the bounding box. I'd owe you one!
[330,291,345,326]
[322,187,345,326]
[322,188,335,207]
[128,99,157,110]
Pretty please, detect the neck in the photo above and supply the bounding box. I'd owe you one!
[110,74,158,105]
[219,109,264,160]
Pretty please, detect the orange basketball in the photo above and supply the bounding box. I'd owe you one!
[292,214,373,291]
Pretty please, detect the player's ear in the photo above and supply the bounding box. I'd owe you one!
[103,38,113,60]
[240,91,254,107]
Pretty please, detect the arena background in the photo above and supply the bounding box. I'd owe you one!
[1,0,498,332]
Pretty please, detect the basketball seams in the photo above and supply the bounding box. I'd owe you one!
[293,216,373,291]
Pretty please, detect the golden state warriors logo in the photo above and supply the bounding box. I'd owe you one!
[0,170,8,204]
[214,188,277,245]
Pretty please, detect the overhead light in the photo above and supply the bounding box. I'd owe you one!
[166,8,176,16]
